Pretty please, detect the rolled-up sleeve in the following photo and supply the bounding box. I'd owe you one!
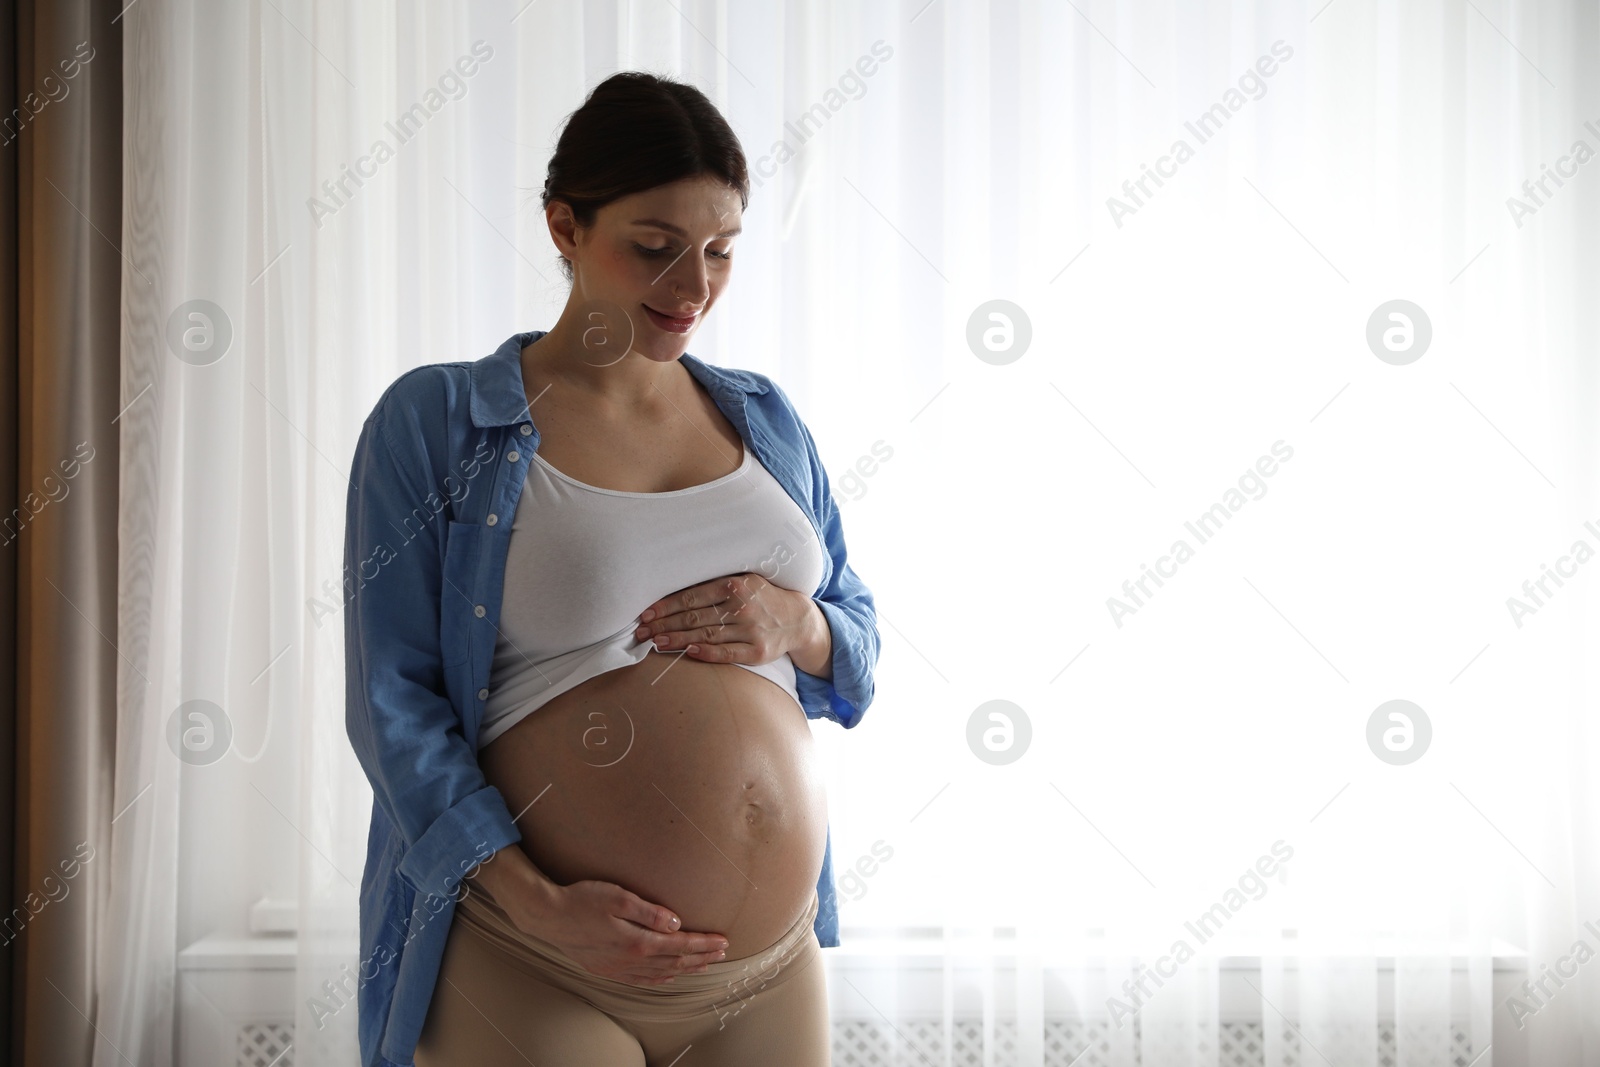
[776,387,881,730]
[343,402,521,900]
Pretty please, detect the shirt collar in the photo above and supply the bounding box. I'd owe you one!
[470,330,770,429]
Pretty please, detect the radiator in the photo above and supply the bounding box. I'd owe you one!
[181,937,1501,1067]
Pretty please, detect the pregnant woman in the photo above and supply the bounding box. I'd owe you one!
[344,72,880,1067]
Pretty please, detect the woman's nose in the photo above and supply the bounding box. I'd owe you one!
[668,254,711,304]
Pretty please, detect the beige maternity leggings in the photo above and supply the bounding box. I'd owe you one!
[413,882,830,1066]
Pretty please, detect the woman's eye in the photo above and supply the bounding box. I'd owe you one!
[633,242,733,261]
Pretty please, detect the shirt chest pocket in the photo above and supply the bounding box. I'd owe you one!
[440,520,483,668]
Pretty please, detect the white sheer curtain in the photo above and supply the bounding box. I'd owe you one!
[112,0,1600,1064]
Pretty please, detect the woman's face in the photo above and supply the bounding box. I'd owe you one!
[557,174,743,363]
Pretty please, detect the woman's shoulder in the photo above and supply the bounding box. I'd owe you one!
[366,359,476,436]
[373,358,472,413]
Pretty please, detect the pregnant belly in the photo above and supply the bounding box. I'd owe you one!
[477,648,829,959]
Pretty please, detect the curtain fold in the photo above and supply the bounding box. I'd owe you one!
[0,0,123,1065]
[0,2,17,1057]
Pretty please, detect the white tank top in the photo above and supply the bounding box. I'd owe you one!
[478,438,829,750]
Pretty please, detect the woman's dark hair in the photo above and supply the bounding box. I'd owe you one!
[539,72,750,283]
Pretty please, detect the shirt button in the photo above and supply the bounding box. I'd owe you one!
[507,450,520,463]
[520,424,532,436]
[474,605,486,618]
[486,513,497,526]
[477,688,489,700]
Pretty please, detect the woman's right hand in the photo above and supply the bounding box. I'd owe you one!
[509,878,731,986]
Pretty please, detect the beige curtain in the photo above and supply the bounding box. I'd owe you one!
[0,0,121,1064]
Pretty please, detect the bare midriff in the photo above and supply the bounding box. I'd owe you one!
[477,647,828,960]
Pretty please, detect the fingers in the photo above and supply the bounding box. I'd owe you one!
[628,896,682,934]
[639,579,722,627]
[634,928,730,962]
[615,948,725,985]
[626,924,730,979]
[608,943,729,986]
[608,886,729,982]
[617,889,729,955]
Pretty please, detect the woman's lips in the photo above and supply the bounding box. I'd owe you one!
[643,305,699,332]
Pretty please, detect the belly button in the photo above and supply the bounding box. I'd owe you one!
[743,803,763,826]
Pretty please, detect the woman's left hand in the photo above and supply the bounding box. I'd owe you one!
[634,573,822,666]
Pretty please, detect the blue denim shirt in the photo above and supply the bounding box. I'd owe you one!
[344,330,880,1067]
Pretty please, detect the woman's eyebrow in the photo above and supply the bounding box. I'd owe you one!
[630,217,742,239]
